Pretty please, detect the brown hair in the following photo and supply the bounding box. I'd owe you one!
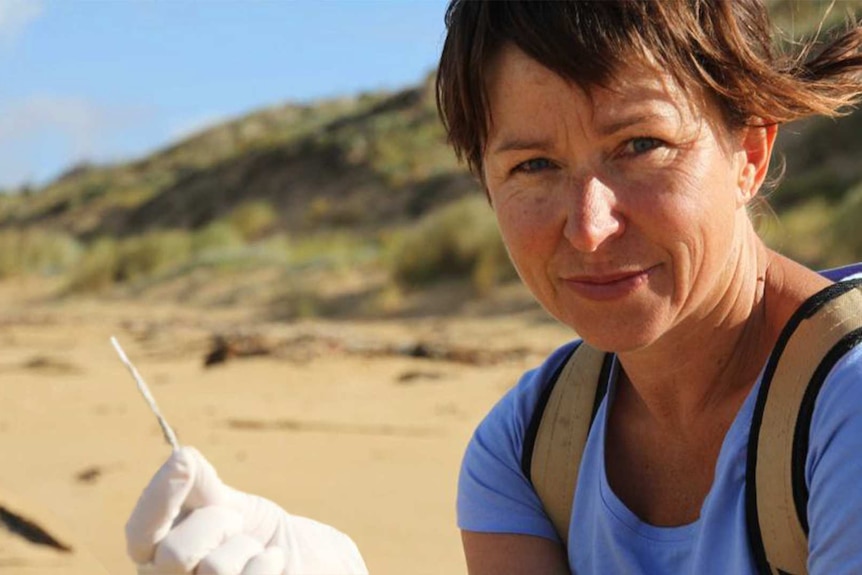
[436,0,862,178]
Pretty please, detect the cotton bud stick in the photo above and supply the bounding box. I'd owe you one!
[110,336,180,450]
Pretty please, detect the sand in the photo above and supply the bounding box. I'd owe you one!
[0,279,573,575]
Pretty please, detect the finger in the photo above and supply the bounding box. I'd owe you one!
[241,547,286,575]
[183,447,235,510]
[126,447,198,564]
[153,506,243,573]
[224,491,288,545]
[195,533,264,575]
[172,450,282,545]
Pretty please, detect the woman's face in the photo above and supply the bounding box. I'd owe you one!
[482,45,761,352]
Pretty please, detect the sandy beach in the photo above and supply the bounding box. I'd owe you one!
[0,279,573,575]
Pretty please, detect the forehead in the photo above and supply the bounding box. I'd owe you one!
[484,44,703,142]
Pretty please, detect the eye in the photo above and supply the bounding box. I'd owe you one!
[625,137,664,155]
[512,157,555,174]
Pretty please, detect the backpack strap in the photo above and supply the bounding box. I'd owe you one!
[522,280,862,569]
[747,279,862,575]
[524,342,613,545]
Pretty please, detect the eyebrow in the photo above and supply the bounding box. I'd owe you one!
[489,136,555,155]
[597,112,675,136]
[488,111,677,155]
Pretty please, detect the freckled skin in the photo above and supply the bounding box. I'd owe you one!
[461,42,837,567]
[478,43,833,530]
[483,44,754,354]
[481,42,833,426]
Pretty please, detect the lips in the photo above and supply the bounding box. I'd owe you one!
[568,270,646,284]
[562,266,656,302]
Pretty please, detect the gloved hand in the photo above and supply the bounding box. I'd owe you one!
[126,446,369,574]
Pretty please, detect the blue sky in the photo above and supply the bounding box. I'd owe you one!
[0,0,449,189]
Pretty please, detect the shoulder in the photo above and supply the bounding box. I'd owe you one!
[471,340,580,455]
[797,266,862,479]
[820,262,862,282]
[805,344,862,571]
[807,263,862,454]
[808,343,862,463]
[456,340,580,540]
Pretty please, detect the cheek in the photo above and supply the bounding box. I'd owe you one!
[629,159,741,293]
[493,193,561,273]
[627,157,735,235]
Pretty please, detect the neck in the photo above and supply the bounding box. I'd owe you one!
[615,228,774,431]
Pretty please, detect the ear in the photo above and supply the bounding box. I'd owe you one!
[735,123,778,206]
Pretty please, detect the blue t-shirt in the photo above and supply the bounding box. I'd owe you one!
[458,264,862,574]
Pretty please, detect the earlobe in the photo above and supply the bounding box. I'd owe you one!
[737,123,778,206]
[737,163,757,204]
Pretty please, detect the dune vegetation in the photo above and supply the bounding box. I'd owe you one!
[1,0,861,317]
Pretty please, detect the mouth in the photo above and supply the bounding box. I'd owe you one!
[562,266,657,302]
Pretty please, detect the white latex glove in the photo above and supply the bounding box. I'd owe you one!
[126,446,369,575]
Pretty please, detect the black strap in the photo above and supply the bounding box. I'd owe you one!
[591,353,614,422]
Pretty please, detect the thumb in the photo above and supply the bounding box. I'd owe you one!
[182,446,235,510]
[126,446,231,564]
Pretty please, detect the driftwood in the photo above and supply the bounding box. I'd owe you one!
[22,355,82,375]
[204,333,280,366]
[0,506,72,552]
[203,331,532,368]
[225,418,437,437]
[0,485,73,555]
[0,482,112,573]
[114,319,537,367]
[74,466,103,484]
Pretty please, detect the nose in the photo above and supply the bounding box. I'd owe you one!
[562,176,624,252]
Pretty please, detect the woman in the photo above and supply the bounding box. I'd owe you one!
[439,1,862,573]
[125,1,862,574]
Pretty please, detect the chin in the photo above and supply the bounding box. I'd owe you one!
[575,330,657,354]
[555,307,667,354]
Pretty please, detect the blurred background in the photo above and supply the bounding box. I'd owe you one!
[0,0,860,304]
[0,1,860,574]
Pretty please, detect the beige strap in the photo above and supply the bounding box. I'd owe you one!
[757,286,862,575]
[530,343,607,545]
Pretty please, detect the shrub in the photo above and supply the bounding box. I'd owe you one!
[472,237,518,297]
[114,230,192,282]
[387,196,516,292]
[67,231,194,292]
[761,198,836,267]
[285,231,378,271]
[229,200,279,241]
[0,228,82,278]
[831,182,862,263]
[29,230,83,275]
[192,220,244,256]
[66,238,119,292]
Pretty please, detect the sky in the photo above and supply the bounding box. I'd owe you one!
[0,0,449,190]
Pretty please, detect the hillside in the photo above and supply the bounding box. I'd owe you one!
[0,0,860,316]
[0,74,472,238]
[0,71,518,318]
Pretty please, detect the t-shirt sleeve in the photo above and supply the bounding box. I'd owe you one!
[456,343,578,542]
[805,344,862,574]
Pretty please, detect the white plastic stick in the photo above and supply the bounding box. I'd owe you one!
[110,336,180,450]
